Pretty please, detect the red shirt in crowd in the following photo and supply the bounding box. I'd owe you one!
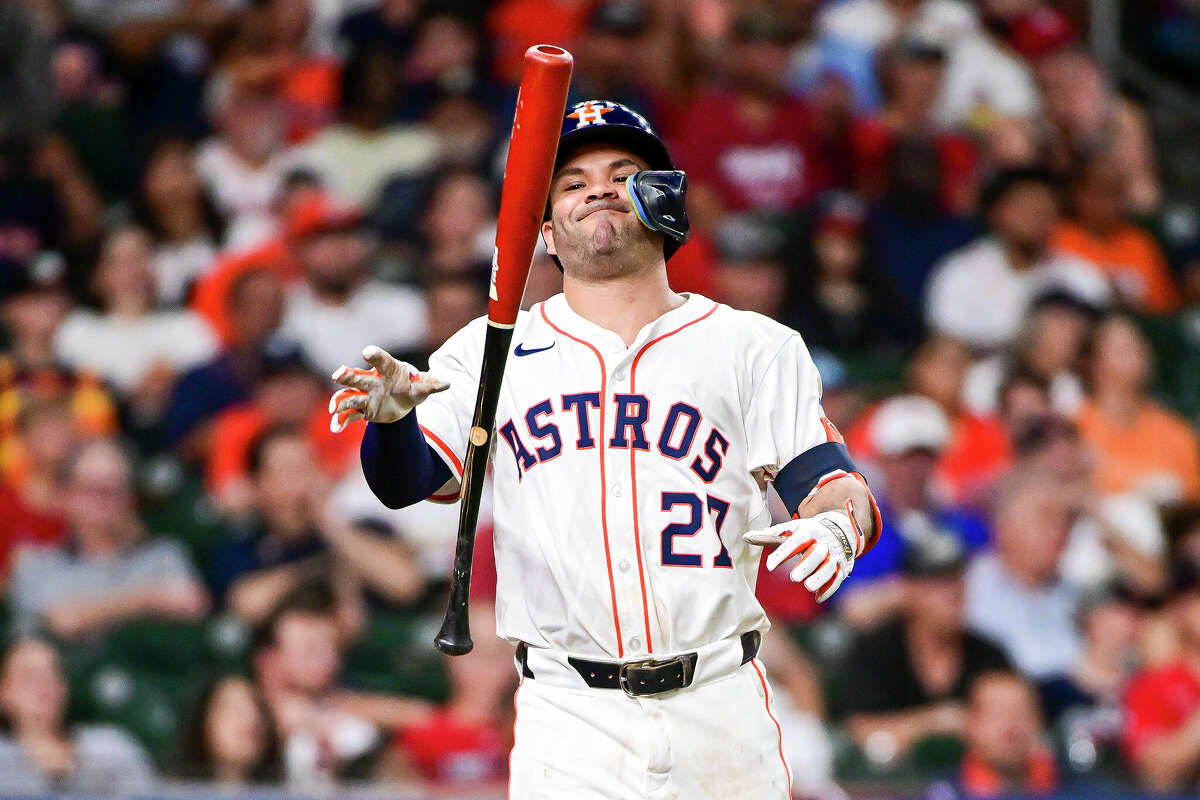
[1123,660,1200,763]
[395,711,508,785]
[0,483,67,576]
[848,116,978,214]
[666,90,829,213]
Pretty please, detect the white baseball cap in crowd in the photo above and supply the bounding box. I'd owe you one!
[870,394,952,457]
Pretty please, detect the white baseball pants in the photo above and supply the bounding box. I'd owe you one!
[508,655,793,799]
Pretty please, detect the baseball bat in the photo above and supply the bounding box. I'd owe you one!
[434,45,573,656]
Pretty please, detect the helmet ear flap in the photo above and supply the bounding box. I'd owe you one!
[627,170,690,248]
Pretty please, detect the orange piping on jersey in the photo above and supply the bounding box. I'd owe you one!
[751,659,792,796]
[540,304,625,657]
[421,425,464,477]
[628,301,719,654]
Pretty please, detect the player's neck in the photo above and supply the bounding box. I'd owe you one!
[562,267,685,347]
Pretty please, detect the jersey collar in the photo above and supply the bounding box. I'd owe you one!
[540,292,715,355]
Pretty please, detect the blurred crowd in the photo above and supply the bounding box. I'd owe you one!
[0,0,1199,797]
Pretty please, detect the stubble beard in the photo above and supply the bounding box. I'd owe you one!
[556,211,661,282]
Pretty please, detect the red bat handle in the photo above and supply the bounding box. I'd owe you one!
[488,45,574,326]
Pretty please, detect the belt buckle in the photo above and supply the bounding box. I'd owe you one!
[618,655,691,697]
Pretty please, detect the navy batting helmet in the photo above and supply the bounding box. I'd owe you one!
[547,100,689,263]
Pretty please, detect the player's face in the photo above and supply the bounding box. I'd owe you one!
[543,144,662,279]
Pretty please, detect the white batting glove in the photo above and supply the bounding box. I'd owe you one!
[743,499,866,603]
[328,345,449,433]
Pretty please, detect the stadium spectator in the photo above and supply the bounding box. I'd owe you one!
[202,343,354,513]
[384,603,513,787]
[711,213,789,320]
[0,138,63,274]
[219,0,340,145]
[959,671,1058,797]
[1122,562,1200,792]
[188,168,321,344]
[924,167,1109,351]
[964,472,1082,689]
[789,192,918,354]
[420,169,497,276]
[572,1,658,116]
[49,35,134,203]
[840,395,990,628]
[850,38,978,214]
[1052,154,1178,313]
[866,135,980,311]
[295,45,440,208]
[195,78,298,251]
[7,437,210,639]
[133,135,224,307]
[278,198,426,379]
[336,0,420,61]
[1063,591,1142,757]
[53,225,219,404]
[906,335,1012,505]
[837,535,1011,761]
[1035,48,1160,215]
[423,272,491,365]
[0,401,74,581]
[667,8,828,225]
[165,268,286,450]
[400,14,491,120]
[211,426,423,626]
[178,674,280,785]
[0,637,156,794]
[932,0,1041,129]
[814,0,977,56]
[426,90,499,171]
[0,263,117,476]
[1076,314,1200,504]
[252,582,432,789]
[962,292,1095,418]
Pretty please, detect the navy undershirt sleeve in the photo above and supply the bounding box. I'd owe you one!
[360,412,453,509]
[772,441,858,512]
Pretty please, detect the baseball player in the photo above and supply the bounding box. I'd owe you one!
[328,100,881,799]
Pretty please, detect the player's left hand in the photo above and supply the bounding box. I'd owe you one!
[743,500,866,602]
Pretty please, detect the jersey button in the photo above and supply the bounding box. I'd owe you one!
[618,559,631,573]
[612,484,625,498]
[614,369,627,380]
[629,637,642,651]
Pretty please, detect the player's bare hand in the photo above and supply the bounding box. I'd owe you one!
[329,345,449,433]
[743,500,865,602]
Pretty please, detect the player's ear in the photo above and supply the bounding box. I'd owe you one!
[541,221,557,256]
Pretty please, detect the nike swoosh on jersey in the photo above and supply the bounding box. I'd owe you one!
[514,343,556,357]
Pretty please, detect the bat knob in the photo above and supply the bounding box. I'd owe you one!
[434,633,474,656]
[434,612,474,656]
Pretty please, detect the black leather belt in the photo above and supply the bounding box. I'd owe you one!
[516,631,761,697]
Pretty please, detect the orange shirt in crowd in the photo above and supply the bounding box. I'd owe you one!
[1052,222,1179,313]
[205,403,362,496]
[1075,399,1200,503]
[280,58,341,144]
[846,404,1011,507]
[960,747,1058,797]
[487,0,592,83]
[190,239,299,346]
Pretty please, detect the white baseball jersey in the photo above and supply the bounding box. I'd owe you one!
[416,292,836,659]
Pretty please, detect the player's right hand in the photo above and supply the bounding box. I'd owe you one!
[329,345,449,433]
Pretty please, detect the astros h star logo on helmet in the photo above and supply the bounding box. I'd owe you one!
[567,101,614,127]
